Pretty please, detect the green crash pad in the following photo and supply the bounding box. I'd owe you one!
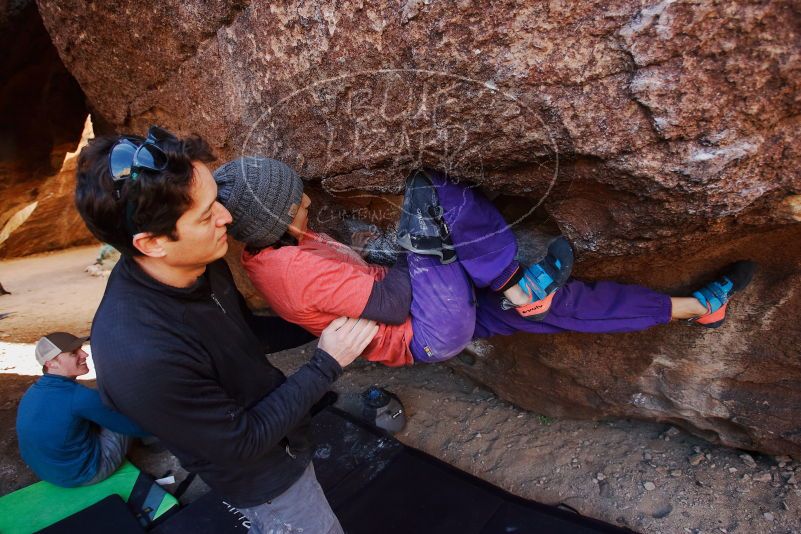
[0,461,178,534]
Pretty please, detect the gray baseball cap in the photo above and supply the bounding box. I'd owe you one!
[34,332,89,366]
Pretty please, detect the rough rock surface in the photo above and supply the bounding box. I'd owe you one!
[0,0,91,258]
[36,0,801,453]
[0,118,97,258]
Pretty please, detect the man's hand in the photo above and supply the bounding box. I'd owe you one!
[318,317,379,368]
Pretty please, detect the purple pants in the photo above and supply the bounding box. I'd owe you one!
[408,172,672,363]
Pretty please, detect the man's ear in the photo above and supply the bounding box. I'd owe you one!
[132,232,168,258]
[44,358,59,372]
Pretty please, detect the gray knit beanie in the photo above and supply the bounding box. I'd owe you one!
[213,156,304,247]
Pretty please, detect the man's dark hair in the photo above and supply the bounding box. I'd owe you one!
[75,132,215,256]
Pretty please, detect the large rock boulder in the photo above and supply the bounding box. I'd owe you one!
[0,0,92,258]
[0,118,97,258]
[36,0,801,454]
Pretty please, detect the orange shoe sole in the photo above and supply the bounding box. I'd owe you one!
[515,291,557,321]
[695,302,728,328]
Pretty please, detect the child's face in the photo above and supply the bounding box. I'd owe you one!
[287,193,312,240]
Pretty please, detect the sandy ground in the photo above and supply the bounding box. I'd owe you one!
[0,245,106,342]
[1,246,800,533]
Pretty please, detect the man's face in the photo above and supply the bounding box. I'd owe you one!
[161,162,233,268]
[47,348,90,378]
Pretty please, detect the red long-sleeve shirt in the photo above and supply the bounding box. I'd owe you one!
[242,232,414,367]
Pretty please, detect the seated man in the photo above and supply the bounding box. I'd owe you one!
[16,332,148,487]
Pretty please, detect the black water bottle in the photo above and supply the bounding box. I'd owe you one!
[361,386,406,434]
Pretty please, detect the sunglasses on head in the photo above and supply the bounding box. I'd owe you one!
[108,126,174,200]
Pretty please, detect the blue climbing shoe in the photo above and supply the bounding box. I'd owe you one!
[502,236,574,321]
[692,260,757,328]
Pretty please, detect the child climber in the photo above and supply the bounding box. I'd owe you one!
[213,157,756,367]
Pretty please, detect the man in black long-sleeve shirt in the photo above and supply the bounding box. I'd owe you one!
[75,127,378,533]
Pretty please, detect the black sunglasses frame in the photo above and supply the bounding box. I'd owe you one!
[108,126,172,200]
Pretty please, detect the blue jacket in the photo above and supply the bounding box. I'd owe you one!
[16,374,147,487]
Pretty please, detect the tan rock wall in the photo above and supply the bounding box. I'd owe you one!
[0,118,97,258]
[0,1,92,258]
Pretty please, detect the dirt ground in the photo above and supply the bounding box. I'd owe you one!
[1,246,800,533]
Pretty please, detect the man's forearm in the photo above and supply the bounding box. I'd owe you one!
[247,314,317,352]
[79,389,150,437]
[107,347,342,468]
[216,348,342,463]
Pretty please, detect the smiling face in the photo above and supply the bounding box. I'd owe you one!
[160,162,233,268]
[45,348,90,378]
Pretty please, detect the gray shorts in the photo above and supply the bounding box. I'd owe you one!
[238,463,343,534]
[83,428,131,485]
